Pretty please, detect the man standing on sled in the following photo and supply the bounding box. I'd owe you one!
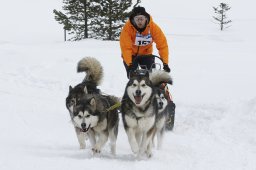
[119,6,176,130]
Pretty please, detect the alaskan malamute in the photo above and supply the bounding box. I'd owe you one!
[121,69,172,157]
[66,57,119,154]
[73,94,119,155]
[121,69,157,158]
[152,88,168,149]
[66,57,103,117]
[150,70,173,149]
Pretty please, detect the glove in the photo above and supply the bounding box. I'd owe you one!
[163,64,171,73]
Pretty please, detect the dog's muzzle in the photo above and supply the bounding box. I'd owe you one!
[81,123,91,132]
[158,101,163,109]
[133,89,143,104]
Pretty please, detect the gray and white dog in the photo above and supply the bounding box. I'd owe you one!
[152,88,168,149]
[121,70,157,158]
[150,70,173,149]
[66,57,103,117]
[66,57,119,155]
[121,69,172,158]
[73,94,119,155]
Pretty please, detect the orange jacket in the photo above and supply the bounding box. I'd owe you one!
[120,16,169,65]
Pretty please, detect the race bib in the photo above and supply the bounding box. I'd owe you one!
[135,31,152,46]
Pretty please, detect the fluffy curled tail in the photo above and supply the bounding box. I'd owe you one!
[77,57,103,86]
[150,70,173,86]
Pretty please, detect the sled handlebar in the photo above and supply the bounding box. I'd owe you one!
[132,55,163,63]
[132,55,164,71]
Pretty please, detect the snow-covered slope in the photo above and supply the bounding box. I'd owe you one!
[0,0,256,170]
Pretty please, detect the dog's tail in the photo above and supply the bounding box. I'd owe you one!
[150,70,173,86]
[77,57,103,85]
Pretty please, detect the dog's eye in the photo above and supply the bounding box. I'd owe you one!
[71,99,76,104]
[161,96,165,99]
[141,84,146,87]
[132,83,137,87]
[78,115,82,119]
[85,115,90,118]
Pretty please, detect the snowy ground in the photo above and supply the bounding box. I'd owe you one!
[0,0,256,170]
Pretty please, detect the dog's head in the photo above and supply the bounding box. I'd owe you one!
[66,84,88,114]
[72,97,99,132]
[126,70,153,107]
[155,88,168,113]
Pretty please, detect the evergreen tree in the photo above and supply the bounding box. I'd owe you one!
[54,0,140,41]
[53,0,98,41]
[213,3,232,31]
[53,9,72,41]
[90,0,133,40]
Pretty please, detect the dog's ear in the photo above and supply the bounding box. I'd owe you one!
[129,71,136,79]
[83,86,88,94]
[165,77,173,85]
[69,85,73,92]
[89,97,96,111]
[167,78,173,85]
[145,71,149,78]
[73,105,78,116]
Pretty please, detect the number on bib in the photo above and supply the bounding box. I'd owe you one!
[135,32,152,46]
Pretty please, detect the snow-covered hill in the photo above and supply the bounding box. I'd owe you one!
[0,0,256,170]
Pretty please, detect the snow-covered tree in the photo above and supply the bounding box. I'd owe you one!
[53,0,99,41]
[213,3,232,31]
[54,0,141,41]
[90,0,133,40]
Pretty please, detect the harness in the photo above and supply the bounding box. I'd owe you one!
[160,83,173,101]
[102,101,122,113]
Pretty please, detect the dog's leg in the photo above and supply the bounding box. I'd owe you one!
[126,128,139,154]
[146,139,153,158]
[88,130,96,147]
[109,123,119,155]
[138,133,147,157]
[135,132,142,146]
[109,129,117,155]
[146,127,155,158]
[75,127,86,149]
[151,128,156,148]
[157,127,164,150]
[139,127,155,158]
[92,131,108,154]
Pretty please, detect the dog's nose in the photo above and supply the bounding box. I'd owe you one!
[135,90,141,96]
[159,102,163,107]
[81,123,86,129]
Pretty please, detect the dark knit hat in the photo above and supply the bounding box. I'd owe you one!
[131,6,148,17]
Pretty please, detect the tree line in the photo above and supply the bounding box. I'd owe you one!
[54,1,232,41]
[53,0,141,41]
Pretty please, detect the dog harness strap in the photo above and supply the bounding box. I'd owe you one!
[161,83,173,101]
[105,102,121,112]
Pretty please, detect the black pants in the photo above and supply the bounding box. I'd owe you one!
[123,55,155,78]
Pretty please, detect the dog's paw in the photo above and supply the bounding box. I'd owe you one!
[79,142,86,149]
[146,151,152,158]
[110,145,116,155]
[80,145,86,149]
[131,145,139,154]
[92,147,101,154]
